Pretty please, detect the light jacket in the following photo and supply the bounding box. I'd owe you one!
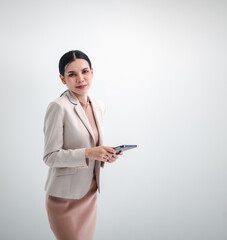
[43,90,105,199]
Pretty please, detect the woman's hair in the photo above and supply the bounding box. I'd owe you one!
[59,50,92,76]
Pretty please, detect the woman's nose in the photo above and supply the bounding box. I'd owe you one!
[77,73,84,83]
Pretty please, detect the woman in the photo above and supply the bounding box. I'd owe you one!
[43,50,122,240]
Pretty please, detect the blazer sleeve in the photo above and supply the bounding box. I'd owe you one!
[43,101,89,168]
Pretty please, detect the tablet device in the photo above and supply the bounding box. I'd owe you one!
[114,145,137,154]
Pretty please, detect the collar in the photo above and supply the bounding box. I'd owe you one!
[64,90,80,105]
[63,89,97,109]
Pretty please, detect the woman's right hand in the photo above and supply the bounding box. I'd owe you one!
[85,146,119,163]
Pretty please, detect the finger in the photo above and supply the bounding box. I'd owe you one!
[113,156,118,161]
[107,156,114,163]
[105,153,112,159]
[110,157,117,163]
[106,154,113,161]
[110,155,118,161]
[111,154,118,159]
[106,154,115,161]
[104,146,116,154]
[116,151,123,155]
[105,152,115,159]
[103,155,109,162]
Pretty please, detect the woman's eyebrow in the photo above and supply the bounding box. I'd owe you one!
[67,68,89,73]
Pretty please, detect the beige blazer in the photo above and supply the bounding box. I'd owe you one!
[43,90,105,199]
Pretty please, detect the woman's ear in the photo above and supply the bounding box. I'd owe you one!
[60,74,66,84]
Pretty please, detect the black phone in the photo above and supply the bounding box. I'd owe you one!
[114,145,137,154]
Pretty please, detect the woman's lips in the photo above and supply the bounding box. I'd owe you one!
[76,85,87,89]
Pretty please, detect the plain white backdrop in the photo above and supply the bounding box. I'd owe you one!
[0,0,227,239]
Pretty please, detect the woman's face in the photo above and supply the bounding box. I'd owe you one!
[60,59,93,98]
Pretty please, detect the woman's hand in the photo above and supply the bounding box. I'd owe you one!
[85,146,123,163]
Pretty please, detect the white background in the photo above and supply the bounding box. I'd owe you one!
[0,0,227,239]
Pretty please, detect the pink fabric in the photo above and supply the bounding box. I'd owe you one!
[46,174,98,240]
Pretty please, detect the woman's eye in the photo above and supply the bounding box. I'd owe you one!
[83,70,88,74]
[68,73,75,77]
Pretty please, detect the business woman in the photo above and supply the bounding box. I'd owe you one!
[43,50,122,240]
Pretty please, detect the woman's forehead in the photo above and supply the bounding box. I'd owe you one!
[65,59,90,71]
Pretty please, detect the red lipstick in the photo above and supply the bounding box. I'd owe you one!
[76,85,87,89]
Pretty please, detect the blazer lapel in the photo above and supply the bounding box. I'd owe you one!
[90,99,103,146]
[75,104,96,144]
[66,90,95,145]
[66,90,103,146]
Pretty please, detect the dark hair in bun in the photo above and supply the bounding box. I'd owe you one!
[59,50,92,76]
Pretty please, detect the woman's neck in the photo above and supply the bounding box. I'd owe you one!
[73,92,89,104]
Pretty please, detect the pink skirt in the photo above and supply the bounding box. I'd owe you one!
[46,174,98,240]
